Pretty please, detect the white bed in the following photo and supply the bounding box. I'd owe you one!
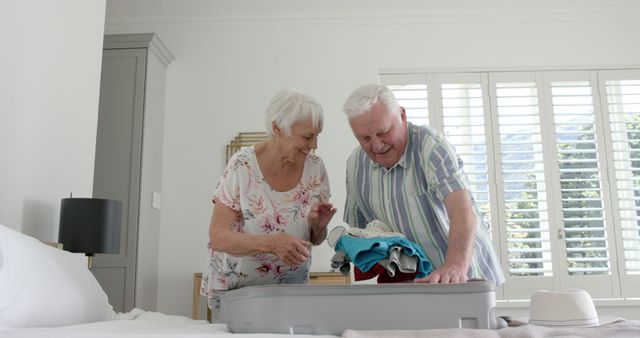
[3,311,640,338]
[342,320,640,338]
[2,224,639,338]
[0,309,339,338]
[0,224,339,338]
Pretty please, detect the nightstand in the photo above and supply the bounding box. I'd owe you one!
[192,273,211,321]
[309,271,351,285]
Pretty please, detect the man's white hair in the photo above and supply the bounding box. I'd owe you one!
[343,84,400,118]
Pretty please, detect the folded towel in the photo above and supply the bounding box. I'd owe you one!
[335,236,431,278]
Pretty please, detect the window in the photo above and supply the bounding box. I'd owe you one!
[381,68,640,300]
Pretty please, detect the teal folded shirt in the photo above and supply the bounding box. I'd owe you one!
[335,236,432,278]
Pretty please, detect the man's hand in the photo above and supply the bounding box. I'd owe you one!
[416,263,468,284]
[415,190,475,284]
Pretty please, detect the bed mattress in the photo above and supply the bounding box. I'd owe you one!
[211,281,499,335]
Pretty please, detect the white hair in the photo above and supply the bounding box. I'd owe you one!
[343,84,400,118]
[264,89,324,137]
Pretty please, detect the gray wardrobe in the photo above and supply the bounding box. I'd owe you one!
[92,33,173,312]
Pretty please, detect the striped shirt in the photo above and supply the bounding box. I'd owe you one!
[344,123,505,285]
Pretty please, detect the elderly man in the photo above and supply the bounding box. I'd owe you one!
[342,84,504,285]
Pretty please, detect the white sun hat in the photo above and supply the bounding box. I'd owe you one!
[527,289,626,327]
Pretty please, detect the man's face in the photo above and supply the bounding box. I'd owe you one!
[348,102,408,168]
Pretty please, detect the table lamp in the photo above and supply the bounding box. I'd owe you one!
[58,197,122,268]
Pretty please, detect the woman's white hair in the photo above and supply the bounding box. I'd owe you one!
[343,84,400,118]
[264,89,324,137]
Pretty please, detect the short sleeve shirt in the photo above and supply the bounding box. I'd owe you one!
[201,146,331,294]
[343,123,505,285]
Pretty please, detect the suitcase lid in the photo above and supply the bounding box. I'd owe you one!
[217,281,495,300]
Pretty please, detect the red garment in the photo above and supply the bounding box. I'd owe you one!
[353,264,385,281]
[377,270,417,283]
[353,264,417,283]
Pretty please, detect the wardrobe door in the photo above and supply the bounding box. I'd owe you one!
[92,48,146,313]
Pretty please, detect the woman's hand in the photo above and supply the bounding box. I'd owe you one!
[271,233,312,267]
[308,201,337,244]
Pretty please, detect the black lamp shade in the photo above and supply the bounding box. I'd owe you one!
[58,198,122,255]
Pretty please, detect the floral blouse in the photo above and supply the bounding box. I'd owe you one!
[201,146,330,298]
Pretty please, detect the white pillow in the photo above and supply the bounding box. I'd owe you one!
[0,224,115,328]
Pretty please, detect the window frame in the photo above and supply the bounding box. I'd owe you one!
[381,67,640,300]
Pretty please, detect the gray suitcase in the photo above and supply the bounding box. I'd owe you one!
[211,281,499,335]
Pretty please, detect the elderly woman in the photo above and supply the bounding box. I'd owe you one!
[201,89,336,301]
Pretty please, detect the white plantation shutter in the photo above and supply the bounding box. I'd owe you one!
[550,80,610,275]
[489,74,553,297]
[599,70,640,297]
[543,72,617,298]
[438,77,493,233]
[380,74,429,127]
[380,68,640,299]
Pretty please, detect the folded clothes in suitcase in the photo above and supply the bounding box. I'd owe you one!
[211,281,499,335]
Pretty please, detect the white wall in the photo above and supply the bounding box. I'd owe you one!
[0,0,106,241]
[105,0,640,317]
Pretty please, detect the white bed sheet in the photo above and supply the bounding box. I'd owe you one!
[342,319,640,338]
[4,309,639,338]
[0,309,339,338]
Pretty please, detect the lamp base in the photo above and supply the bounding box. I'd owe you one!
[86,254,94,269]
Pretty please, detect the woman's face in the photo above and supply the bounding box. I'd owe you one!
[279,119,320,160]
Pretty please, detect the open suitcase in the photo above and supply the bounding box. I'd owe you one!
[211,281,500,335]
